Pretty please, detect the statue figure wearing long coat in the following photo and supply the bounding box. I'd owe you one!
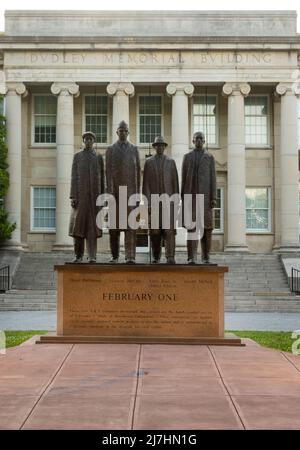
[143,136,179,264]
[106,120,141,263]
[181,131,217,263]
[69,131,104,262]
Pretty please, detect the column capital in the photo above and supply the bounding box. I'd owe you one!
[51,82,80,97]
[276,82,300,97]
[222,82,251,97]
[166,83,194,97]
[106,82,135,97]
[4,82,28,97]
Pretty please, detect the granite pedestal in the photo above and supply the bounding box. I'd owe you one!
[38,264,242,345]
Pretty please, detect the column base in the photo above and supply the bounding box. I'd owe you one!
[224,245,249,253]
[0,241,24,251]
[273,245,300,253]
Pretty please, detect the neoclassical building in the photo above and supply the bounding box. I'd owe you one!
[0,10,300,253]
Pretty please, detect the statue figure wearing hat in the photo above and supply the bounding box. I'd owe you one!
[106,120,141,263]
[142,136,179,264]
[69,131,104,262]
[181,131,217,264]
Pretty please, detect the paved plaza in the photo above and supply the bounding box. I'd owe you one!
[1,337,300,429]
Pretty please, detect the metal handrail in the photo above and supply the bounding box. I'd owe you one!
[291,267,300,293]
[0,265,10,292]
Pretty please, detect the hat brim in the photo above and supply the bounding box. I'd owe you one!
[82,132,96,140]
[152,142,168,147]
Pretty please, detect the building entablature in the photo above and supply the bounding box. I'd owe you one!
[1,49,299,85]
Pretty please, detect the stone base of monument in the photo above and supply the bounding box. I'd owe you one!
[37,264,243,346]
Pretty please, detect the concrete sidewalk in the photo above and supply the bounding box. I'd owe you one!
[1,338,300,429]
[0,311,300,331]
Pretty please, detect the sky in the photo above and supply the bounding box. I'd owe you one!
[0,0,300,32]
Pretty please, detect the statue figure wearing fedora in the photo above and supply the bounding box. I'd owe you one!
[142,136,179,264]
[69,131,104,263]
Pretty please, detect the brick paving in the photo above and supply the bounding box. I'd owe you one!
[0,338,300,429]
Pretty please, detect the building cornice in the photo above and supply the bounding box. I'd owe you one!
[1,35,300,50]
[3,10,298,39]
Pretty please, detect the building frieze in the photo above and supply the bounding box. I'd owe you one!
[4,50,298,69]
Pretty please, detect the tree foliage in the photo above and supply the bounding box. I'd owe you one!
[0,97,16,242]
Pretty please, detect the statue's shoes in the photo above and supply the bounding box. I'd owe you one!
[187,258,196,265]
[201,257,210,264]
[125,259,136,264]
[87,258,97,264]
[151,259,159,264]
[72,257,83,263]
[166,258,176,264]
[109,257,119,264]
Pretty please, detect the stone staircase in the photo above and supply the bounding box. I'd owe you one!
[213,253,300,312]
[1,252,300,312]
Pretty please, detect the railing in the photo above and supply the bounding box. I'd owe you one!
[291,267,300,293]
[0,266,10,292]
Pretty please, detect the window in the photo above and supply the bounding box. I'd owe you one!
[84,95,108,143]
[193,96,217,146]
[246,188,271,232]
[245,96,269,146]
[213,187,224,233]
[31,187,56,232]
[139,95,162,144]
[33,95,57,144]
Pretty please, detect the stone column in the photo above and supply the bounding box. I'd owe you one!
[106,83,135,141]
[167,83,194,246]
[273,92,281,250]
[51,82,79,250]
[1,82,27,250]
[223,82,251,252]
[275,82,300,251]
[166,82,194,177]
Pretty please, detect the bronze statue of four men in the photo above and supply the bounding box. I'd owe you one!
[69,121,216,264]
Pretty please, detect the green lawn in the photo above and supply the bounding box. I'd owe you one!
[229,330,297,353]
[1,330,299,354]
[3,330,47,348]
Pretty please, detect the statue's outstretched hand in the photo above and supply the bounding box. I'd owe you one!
[71,199,78,209]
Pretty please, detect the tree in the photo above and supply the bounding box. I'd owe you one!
[0,96,16,242]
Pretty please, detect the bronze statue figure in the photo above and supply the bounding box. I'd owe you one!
[69,131,104,263]
[106,120,141,264]
[143,136,179,264]
[181,131,217,264]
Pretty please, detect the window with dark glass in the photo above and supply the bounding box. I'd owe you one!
[34,95,57,144]
[85,95,108,143]
[245,96,269,146]
[193,96,217,146]
[32,187,56,231]
[139,96,162,144]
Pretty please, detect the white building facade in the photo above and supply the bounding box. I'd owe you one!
[0,10,300,253]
